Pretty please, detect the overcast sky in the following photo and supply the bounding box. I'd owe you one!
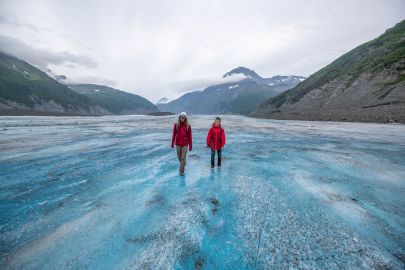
[0,0,404,102]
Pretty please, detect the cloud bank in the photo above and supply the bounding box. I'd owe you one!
[0,0,404,101]
[0,35,97,70]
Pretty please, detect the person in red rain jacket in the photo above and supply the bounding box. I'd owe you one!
[171,112,192,175]
[206,116,226,168]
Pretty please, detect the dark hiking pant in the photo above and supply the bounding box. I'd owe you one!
[211,149,222,167]
[176,146,188,173]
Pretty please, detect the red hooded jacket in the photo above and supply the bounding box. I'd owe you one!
[206,123,226,150]
[171,122,192,150]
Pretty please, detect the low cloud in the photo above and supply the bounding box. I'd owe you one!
[46,69,117,87]
[170,73,247,94]
[0,35,97,70]
[67,76,117,87]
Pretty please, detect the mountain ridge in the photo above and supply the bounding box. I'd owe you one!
[68,84,158,115]
[157,67,305,115]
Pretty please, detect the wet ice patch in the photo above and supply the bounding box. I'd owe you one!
[4,211,95,269]
[292,171,369,222]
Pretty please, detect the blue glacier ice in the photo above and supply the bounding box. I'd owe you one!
[0,115,404,269]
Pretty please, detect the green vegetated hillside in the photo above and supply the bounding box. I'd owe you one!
[253,20,405,123]
[0,52,100,115]
[68,84,158,114]
[0,52,158,115]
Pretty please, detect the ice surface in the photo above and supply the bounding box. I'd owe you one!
[0,115,404,269]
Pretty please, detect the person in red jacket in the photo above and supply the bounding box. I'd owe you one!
[206,116,226,168]
[171,112,192,175]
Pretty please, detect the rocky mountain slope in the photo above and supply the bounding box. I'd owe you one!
[253,20,405,123]
[157,67,305,115]
[0,52,157,115]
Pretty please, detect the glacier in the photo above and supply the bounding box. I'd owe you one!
[0,115,404,269]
